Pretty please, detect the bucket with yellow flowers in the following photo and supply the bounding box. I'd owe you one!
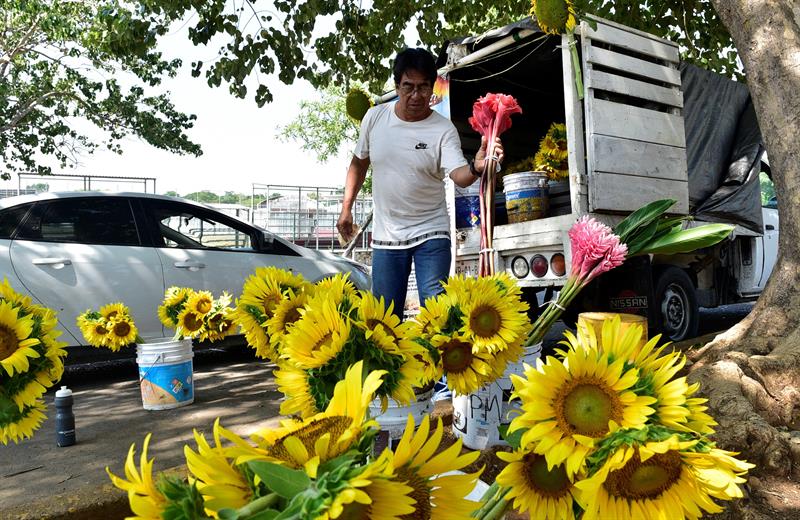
[76,288,235,410]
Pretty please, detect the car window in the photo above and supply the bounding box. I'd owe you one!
[16,198,140,245]
[760,171,776,208]
[148,201,255,251]
[0,203,33,239]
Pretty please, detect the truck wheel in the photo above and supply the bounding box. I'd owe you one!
[654,266,699,342]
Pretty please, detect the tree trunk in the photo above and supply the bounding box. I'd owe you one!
[688,1,800,517]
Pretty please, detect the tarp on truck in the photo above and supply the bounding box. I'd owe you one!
[681,63,765,233]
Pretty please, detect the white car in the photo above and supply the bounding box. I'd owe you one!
[0,191,371,346]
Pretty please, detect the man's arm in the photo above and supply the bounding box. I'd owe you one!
[337,155,371,241]
[449,136,504,188]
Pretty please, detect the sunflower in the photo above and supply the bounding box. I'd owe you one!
[99,302,130,321]
[311,273,359,312]
[383,414,482,519]
[496,449,578,519]
[185,290,215,316]
[81,319,111,348]
[0,402,47,445]
[575,435,753,520]
[185,419,252,516]
[281,299,351,370]
[106,316,138,351]
[531,0,577,35]
[229,361,385,477]
[254,266,311,295]
[0,278,33,308]
[356,293,410,356]
[430,333,495,395]
[0,300,41,377]
[106,433,168,520]
[274,363,320,418]
[317,457,416,520]
[200,309,236,343]
[460,289,529,352]
[177,308,205,338]
[684,382,717,435]
[159,287,192,327]
[509,344,656,477]
[231,305,271,359]
[266,291,309,349]
[408,293,451,338]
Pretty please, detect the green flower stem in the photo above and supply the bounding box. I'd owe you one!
[478,486,511,520]
[472,482,500,517]
[567,29,584,100]
[235,493,280,516]
[524,275,585,348]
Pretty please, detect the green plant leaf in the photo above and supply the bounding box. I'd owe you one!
[636,224,734,255]
[247,462,311,499]
[623,219,659,256]
[613,199,676,243]
[498,424,524,450]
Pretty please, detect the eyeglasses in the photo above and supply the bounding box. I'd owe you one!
[398,83,433,97]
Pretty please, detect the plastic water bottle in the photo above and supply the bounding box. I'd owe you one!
[55,386,75,447]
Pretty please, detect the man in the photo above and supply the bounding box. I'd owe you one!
[337,47,503,318]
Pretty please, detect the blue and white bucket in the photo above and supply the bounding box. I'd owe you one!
[503,171,549,223]
[455,182,481,229]
[136,338,194,410]
[451,343,542,450]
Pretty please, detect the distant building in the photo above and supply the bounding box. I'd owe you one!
[0,189,36,199]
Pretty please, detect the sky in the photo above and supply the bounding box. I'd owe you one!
[1,17,359,197]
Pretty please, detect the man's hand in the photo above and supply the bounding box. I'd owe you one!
[475,136,505,173]
[337,210,355,244]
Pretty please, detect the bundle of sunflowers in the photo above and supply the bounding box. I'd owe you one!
[232,268,435,417]
[534,122,569,181]
[76,288,236,350]
[0,279,67,444]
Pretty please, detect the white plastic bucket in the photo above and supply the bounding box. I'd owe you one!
[136,338,194,410]
[452,343,542,449]
[369,388,434,452]
[503,171,549,223]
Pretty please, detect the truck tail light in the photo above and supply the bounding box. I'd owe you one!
[531,254,548,277]
[550,253,566,276]
[511,256,529,278]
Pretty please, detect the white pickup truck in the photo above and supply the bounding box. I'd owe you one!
[437,16,777,342]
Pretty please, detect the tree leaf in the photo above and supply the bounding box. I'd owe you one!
[636,224,734,255]
[247,462,311,499]
[613,199,677,243]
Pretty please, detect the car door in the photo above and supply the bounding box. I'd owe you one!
[758,199,779,289]
[140,199,289,298]
[8,197,165,343]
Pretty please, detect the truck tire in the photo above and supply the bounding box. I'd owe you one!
[654,266,699,342]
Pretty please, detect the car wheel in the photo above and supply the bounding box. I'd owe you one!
[654,266,699,342]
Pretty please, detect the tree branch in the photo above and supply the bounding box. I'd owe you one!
[0,90,71,133]
[0,13,43,78]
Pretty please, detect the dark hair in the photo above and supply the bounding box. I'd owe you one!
[393,48,437,86]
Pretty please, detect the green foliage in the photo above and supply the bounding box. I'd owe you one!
[0,0,201,179]
[127,0,739,112]
[760,171,775,206]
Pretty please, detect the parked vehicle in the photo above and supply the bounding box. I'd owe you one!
[0,191,371,346]
[433,16,776,341]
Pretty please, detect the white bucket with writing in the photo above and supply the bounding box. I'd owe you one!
[452,343,542,450]
[369,387,434,452]
[136,338,194,410]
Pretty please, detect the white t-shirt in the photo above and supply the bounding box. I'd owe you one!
[354,102,468,249]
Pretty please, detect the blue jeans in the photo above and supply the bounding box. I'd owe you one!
[372,238,451,319]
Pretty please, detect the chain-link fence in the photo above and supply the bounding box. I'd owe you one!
[250,183,373,253]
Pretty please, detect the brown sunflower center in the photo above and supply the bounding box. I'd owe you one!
[262,293,282,317]
[603,451,682,500]
[0,324,18,361]
[366,318,397,339]
[105,310,119,319]
[283,307,302,327]
[397,467,431,520]
[182,312,204,332]
[112,321,131,338]
[441,339,473,374]
[196,299,212,314]
[523,453,571,498]
[313,332,334,351]
[267,416,353,465]
[338,502,371,520]
[469,305,502,338]
[94,324,109,335]
[556,378,622,437]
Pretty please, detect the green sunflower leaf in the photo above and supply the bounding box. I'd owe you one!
[247,462,311,499]
[498,424,524,449]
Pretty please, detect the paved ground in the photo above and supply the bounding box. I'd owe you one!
[0,351,282,516]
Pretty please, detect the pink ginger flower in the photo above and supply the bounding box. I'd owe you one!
[586,240,628,282]
[568,216,616,278]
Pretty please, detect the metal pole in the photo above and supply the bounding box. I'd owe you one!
[315,187,320,250]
